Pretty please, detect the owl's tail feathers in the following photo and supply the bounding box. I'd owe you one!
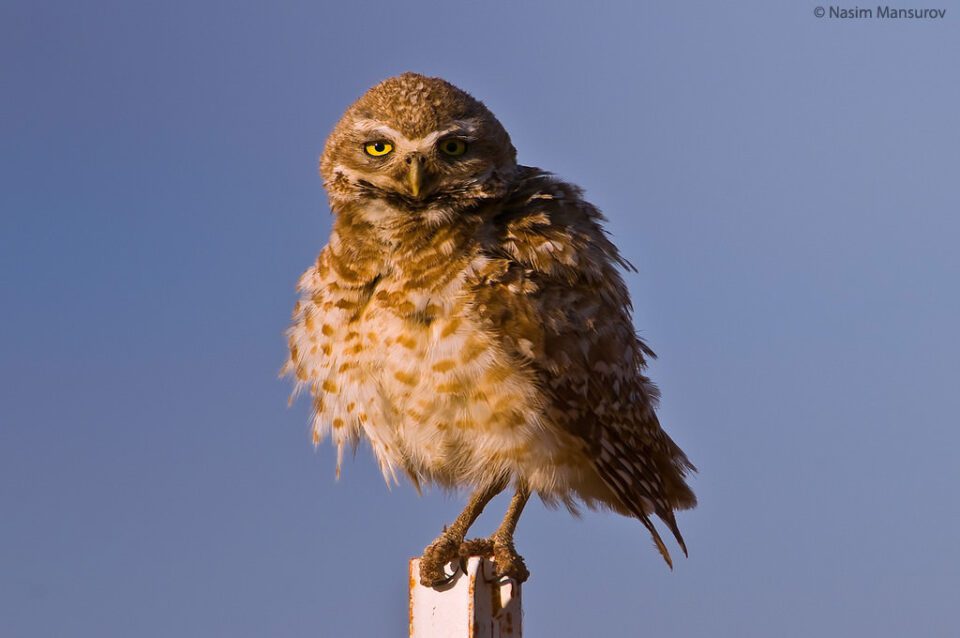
[653,444,695,564]
[659,509,689,559]
[606,474,679,568]
[657,432,699,511]
[630,500,691,569]
[637,512,674,569]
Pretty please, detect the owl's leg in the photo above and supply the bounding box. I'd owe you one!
[419,478,506,587]
[460,482,531,583]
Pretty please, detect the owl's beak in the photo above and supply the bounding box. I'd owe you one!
[406,154,425,199]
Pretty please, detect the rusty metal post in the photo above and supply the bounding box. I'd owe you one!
[409,557,522,637]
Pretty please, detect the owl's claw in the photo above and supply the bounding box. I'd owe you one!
[492,538,529,583]
[419,533,463,588]
[460,536,529,583]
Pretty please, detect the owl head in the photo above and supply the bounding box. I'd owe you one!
[320,73,516,215]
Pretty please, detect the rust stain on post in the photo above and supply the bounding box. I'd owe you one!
[408,560,417,638]
[468,562,477,638]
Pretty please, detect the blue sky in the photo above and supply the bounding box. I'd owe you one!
[2,1,958,636]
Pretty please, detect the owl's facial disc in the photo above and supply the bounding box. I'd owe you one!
[347,121,486,204]
[320,74,518,217]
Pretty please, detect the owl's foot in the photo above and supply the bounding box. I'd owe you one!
[419,532,463,588]
[460,536,529,583]
[419,481,511,588]
[491,538,530,583]
[459,537,494,558]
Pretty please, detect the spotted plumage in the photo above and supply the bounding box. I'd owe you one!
[285,73,696,584]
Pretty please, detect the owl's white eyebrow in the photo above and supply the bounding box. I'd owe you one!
[420,121,480,145]
[406,124,478,149]
[352,118,482,143]
[352,120,403,140]
[418,130,446,145]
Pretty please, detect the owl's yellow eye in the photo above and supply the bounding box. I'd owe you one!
[364,141,393,157]
[439,139,467,157]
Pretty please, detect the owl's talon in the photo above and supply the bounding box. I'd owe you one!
[419,533,463,588]
[459,536,529,583]
[492,538,529,583]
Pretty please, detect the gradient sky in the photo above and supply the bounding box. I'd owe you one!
[2,2,959,636]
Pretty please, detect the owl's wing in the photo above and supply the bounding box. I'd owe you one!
[478,168,696,565]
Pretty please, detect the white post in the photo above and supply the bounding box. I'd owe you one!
[409,557,523,638]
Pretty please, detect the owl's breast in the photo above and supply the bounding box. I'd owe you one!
[290,242,565,486]
[288,211,597,493]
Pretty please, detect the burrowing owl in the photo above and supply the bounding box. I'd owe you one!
[285,73,696,587]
